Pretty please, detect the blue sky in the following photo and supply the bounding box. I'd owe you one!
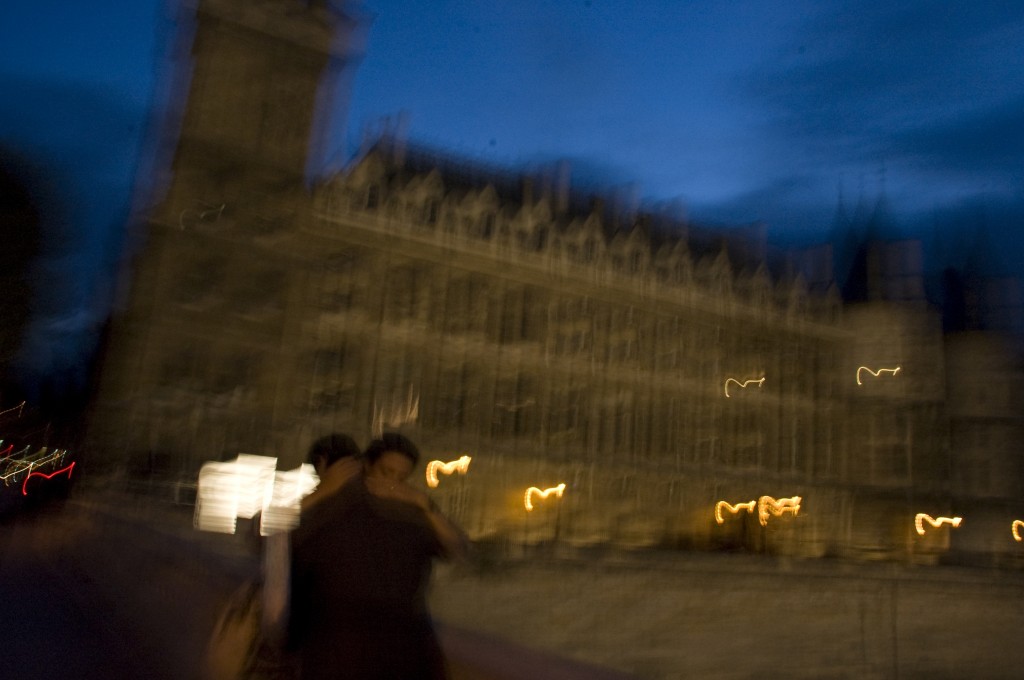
[1,0,1023,392]
[4,0,1022,239]
[344,0,1023,241]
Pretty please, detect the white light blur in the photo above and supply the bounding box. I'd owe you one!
[260,463,320,536]
[195,454,322,535]
[194,461,242,534]
[234,454,278,520]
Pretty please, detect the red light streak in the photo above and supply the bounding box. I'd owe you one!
[22,461,76,496]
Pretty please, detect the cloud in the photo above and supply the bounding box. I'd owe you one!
[739,1,1024,172]
[890,96,1024,179]
[688,173,838,239]
[696,0,1024,250]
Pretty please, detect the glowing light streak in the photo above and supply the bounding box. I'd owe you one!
[22,461,75,496]
[914,513,962,536]
[425,455,472,488]
[724,376,765,398]
[757,496,802,526]
[0,415,74,494]
[372,386,419,437]
[0,445,38,473]
[0,447,48,479]
[2,448,67,484]
[524,483,566,511]
[856,366,901,385]
[0,401,25,418]
[178,203,225,229]
[714,500,756,524]
[1013,520,1024,542]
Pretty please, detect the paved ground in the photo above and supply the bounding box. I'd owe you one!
[0,488,635,680]
[0,504,168,680]
[10,480,1024,679]
[429,543,1024,679]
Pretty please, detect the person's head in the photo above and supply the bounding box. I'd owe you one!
[306,433,361,476]
[363,432,420,482]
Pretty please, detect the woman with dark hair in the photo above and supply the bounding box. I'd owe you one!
[361,432,466,559]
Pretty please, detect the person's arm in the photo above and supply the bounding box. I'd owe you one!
[260,531,290,647]
[300,457,361,512]
[364,477,469,561]
[421,496,469,561]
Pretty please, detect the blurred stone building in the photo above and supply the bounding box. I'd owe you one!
[88,0,1024,563]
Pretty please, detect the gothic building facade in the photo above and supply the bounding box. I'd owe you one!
[87,0,1024,563]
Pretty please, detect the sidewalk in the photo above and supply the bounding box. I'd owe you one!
[70,481,638,680]
[438,624,636,680]
[67,477,1024,679]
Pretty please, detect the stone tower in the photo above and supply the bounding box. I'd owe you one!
[88,0,363,473]
[158,0,362,217]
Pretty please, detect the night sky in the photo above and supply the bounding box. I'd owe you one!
[1,0,1023,405]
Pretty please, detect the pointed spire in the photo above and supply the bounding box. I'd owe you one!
[962,208,998,278]
[832,176,865,294]
[830,176,849,237]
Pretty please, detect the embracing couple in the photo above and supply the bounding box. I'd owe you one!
[263,432,466,680]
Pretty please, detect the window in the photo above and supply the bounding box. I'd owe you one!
[423,200,439,225]
[175,256,226,307]
[311,347,346,379]
[613,398,634,451]
[384,268,418,321]
[480,213,495,239]
[582,238,596,261]
[232,269,285,318]
[751,280,769,307]
[212,354,254,394]
[630,251,643,273]
[443,212,457,233]
[499,290,523,343]
[365,184,380,209]
[535,227,549,251]
[310,385,354,414]
[159,347,202,389]
[492,374,535,437]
